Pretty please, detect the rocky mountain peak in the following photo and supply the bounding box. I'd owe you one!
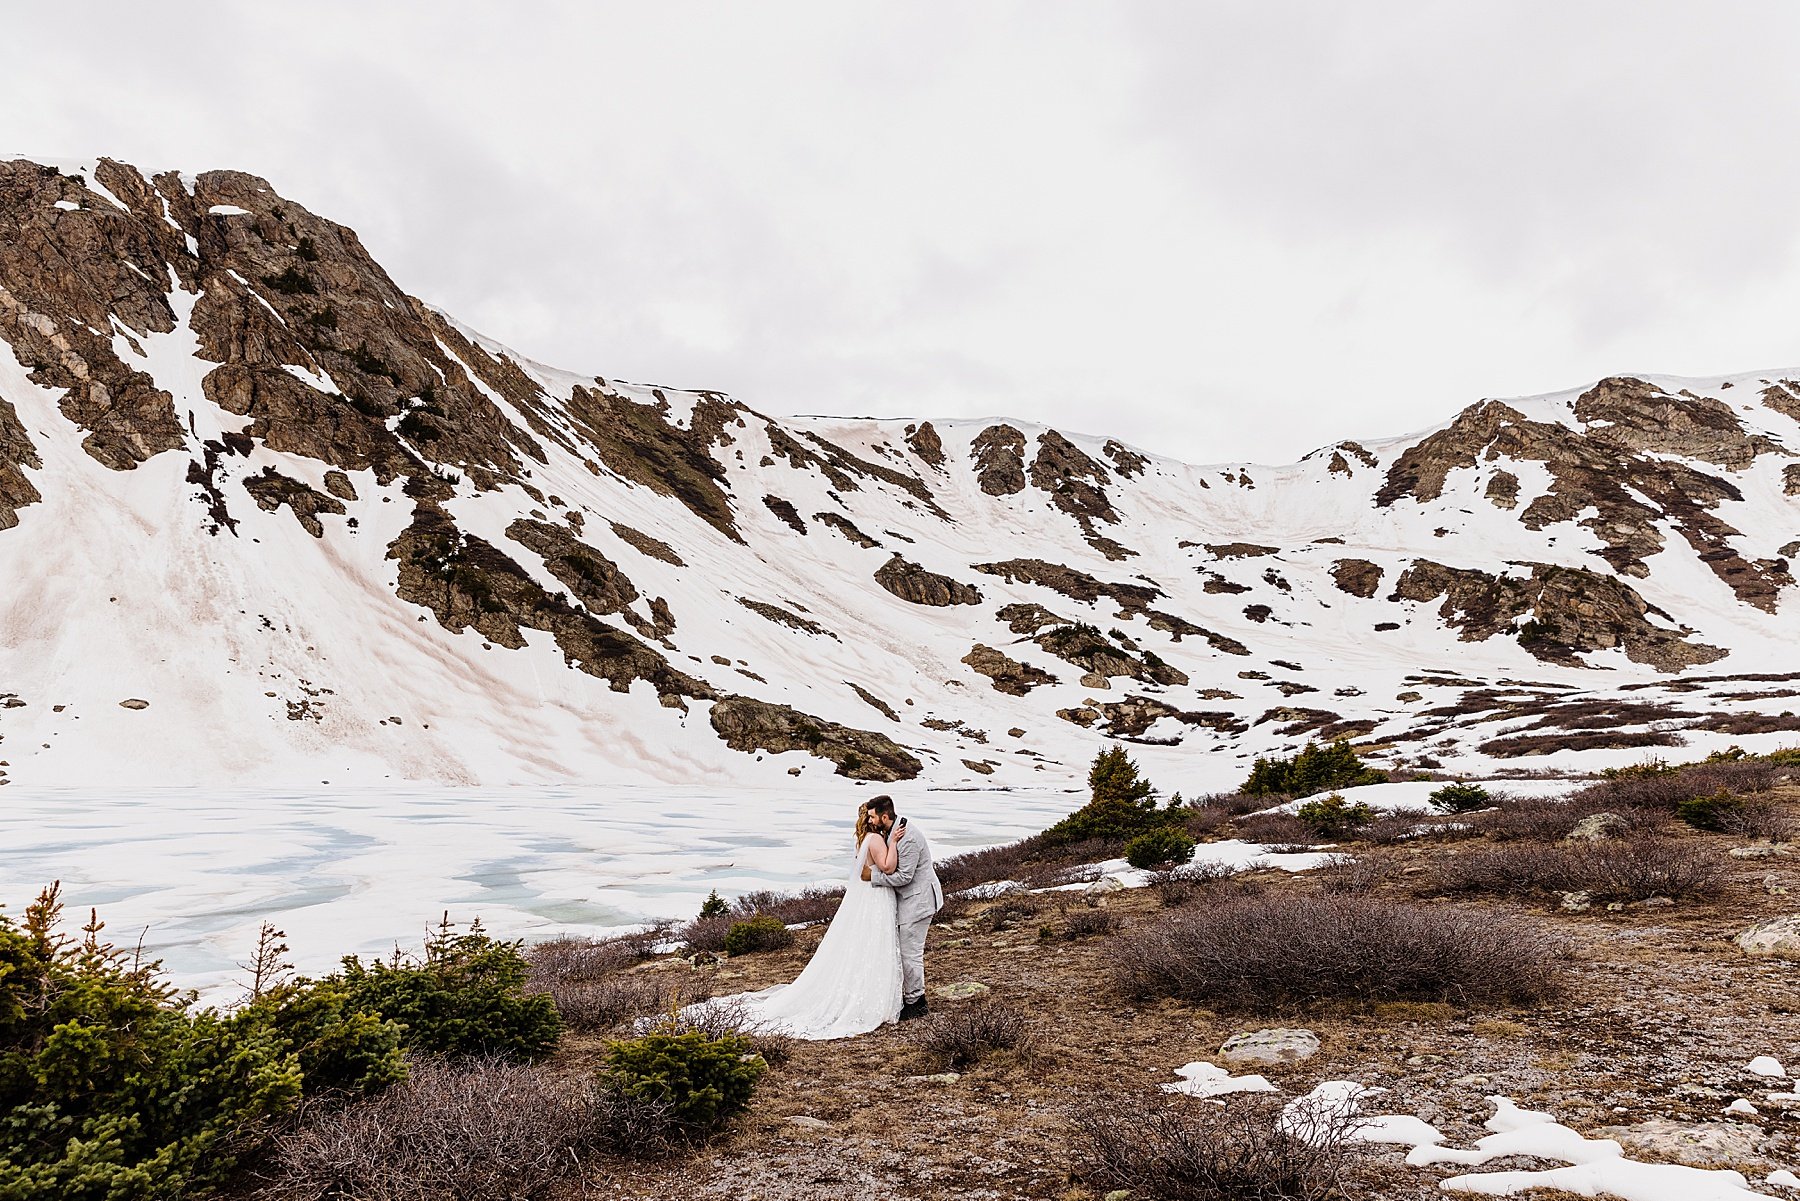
[2,155,1799,790]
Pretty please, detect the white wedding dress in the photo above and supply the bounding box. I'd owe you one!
[716,833,902,1040]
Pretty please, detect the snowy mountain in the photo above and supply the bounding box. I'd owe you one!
[3,155,1799,791]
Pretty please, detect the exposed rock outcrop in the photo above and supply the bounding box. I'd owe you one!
[0,397,39,530]
[242,467,345,538]
[737,597,837,639]
[904,421,946,469]
[874,554,982,606]
[1391,559,1726,672]
[970,423,1026,495]
[1029,429,1117,526]
[972,558,1161,614]
[761,494,807,534]
[1057,695,1245,739]
[506,518,641,618]
[813,511,881,548]
[1574,377,1780,469]
[707,696,922,780]
[390,502,709,699]
[1330,558,1383,599]
[962,644,1057,695]
[610,521,685,566]
[1376,397,1788,609]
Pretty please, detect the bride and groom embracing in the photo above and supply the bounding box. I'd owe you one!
[724,794,945,1040]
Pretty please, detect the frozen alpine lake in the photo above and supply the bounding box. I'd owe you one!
[1,783,1088,1002]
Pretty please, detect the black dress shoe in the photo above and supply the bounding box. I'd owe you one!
[899,999,930,1022]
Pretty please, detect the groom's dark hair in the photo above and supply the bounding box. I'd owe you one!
[866,795,896,818]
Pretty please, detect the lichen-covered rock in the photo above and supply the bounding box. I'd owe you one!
[1219,1028,1319,1067]
[1589,1119,1768,1168]
[1737,915,1800,958]
[1568,812,1631,841]
[874,554,981,606]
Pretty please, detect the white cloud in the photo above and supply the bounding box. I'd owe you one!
[7,0,1800,463]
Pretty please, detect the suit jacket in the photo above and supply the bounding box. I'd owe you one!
[870,823,945,924]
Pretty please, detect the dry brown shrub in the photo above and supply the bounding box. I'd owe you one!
[1721,796,1799,842]
[1152,860,1243,908]
[905,999,1035,1070]
[1231,811,1314,845]
[1110,893,1565,1009]
[1061,905,1122,938]
[1314,855,1400,895]
[254,1055,637,1199]
[732,886,843,926]
[1070,1092,1362,1201]
[641,997,797,1067]
[539,973,715,1034]
[1429,836,1726,902]
[980,892,1047,933]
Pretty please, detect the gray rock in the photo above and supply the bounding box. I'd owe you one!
[1085,877,1126,897]
[1560,890,1594,912]
[1732,844,1790,859]
[118,698,149,710]
[1220,1027,1320,1067]
[1568,812,1631,841]
[1591,1119,1767,1167]
[787,1115,831,1130]
[902,1072,961,1085]
[1738,915,1800,958]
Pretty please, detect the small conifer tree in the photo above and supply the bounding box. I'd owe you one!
[1041,746,1175,846]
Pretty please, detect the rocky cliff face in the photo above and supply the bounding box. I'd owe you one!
[2,156,1798,789]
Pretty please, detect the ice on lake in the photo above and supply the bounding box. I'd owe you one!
[1,783,1085,1002]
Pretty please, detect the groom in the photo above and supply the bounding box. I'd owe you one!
[865,795,944,1021]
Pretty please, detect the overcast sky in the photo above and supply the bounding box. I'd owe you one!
[9,2,1800,463]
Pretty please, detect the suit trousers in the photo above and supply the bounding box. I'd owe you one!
[899,910,932,1004]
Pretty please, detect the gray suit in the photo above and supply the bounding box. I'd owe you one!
[869,822,945,1006]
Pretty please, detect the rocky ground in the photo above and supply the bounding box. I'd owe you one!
[549,787,1800,1200]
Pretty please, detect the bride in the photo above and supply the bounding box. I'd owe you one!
[712,800,905,1040]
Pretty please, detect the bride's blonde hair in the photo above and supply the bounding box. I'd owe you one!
[854,801,872,847]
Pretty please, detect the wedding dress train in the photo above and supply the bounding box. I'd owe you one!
[714,833,902,1040]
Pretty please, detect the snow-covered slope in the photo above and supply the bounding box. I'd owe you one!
[3,156,1799,791]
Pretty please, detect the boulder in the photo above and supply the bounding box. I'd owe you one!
[1568,812,1631,841]
[1738,916,1800,958]
[1591,1119,1768,1168]
[1219,1028,1319,1067]
[1560,891,1594,912]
